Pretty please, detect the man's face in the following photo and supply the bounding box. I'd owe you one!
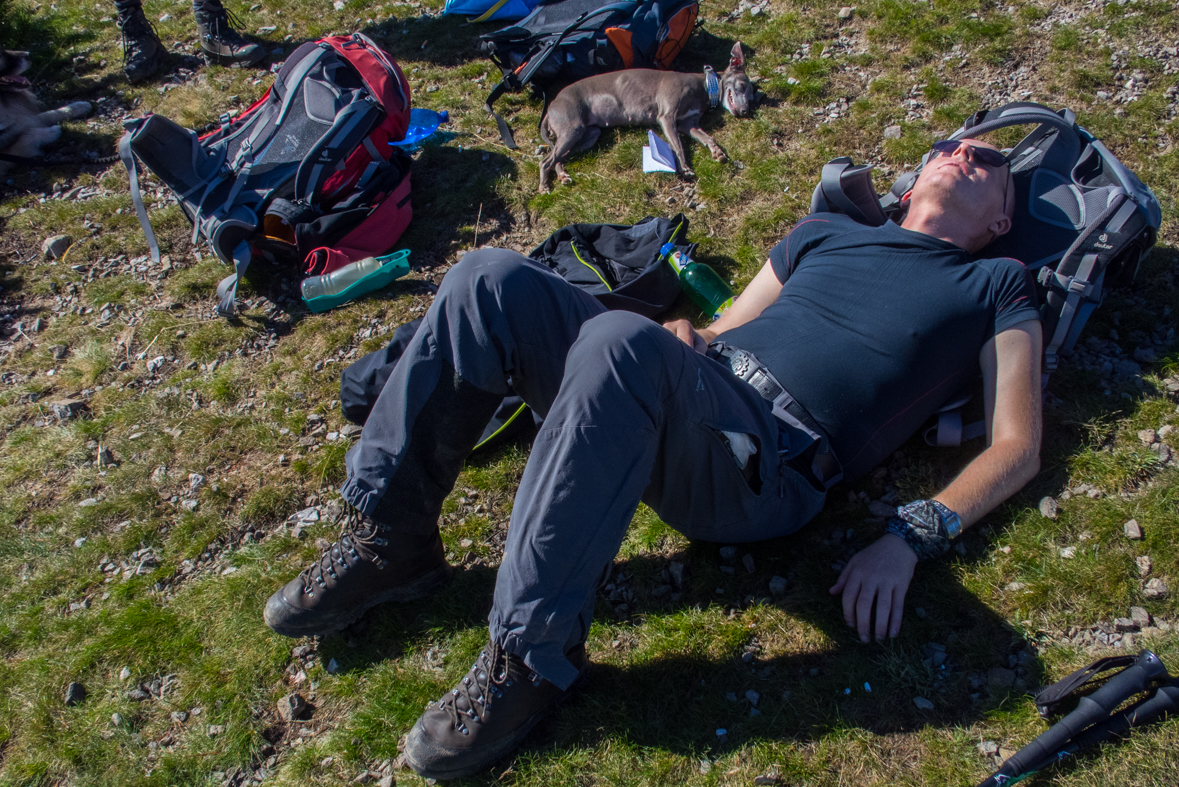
[912,138,1010,219]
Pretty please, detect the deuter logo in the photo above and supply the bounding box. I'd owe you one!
[1099,233,1109,243]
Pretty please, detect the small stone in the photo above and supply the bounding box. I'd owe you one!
[719,546,737,560]
[171,711,189,723]
[97,447,116,467]
[127,687,150,701]
[1138,429,1159,445]
[377,776,395,787]
[837,6,855,20]
[49,398,86,421]
[987,667,1016,689]
[277,693,310,722]
[207,724,224,737]
[1130,606,1151,628]
[1114,617,1139,633]
[1143,578,1169,600]
[42,234,73,260]
[1059,546,1076,559]
[913,696,935,710]
[50,344,69,360]
[189,473,205,491]
[64,682,86,706]
[333,0,345,8]
[1137,555,1153,577]
[1124,520,1143,540]
[341,424,363,438]
[745,689,760,706]
[111,712,124,726]
[181,500,198,512]
[327,658,341,674]
[977,740,1000,757]
[1005,581,1026,592]
[78,498,99,508]
[742,553,755,574]
[1038,496,1058,519]
[754,776,780,786]
[1159,425,1175,440]
[119,666,132,681]
[768,575,787,597]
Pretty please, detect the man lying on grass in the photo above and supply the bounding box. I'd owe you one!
[263,138,1042,780]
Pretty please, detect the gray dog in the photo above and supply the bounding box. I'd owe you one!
[538,42,755,192]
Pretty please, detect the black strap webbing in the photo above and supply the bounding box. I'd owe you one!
[1034,654,1137,718]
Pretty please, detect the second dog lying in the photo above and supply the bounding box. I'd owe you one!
[538,42,755,192]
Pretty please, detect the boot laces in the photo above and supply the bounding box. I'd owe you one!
[119,12,161,64]
[197,1,251,46]
[298,506,388,594]
[439,642,540,735]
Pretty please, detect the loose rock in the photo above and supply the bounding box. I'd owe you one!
[768,575,787,597]
[1038,496,1058,519]
[913,696,935,710]
[742,553,755,574]
[277,693,310,722]
[1144,578,1169,600]
[42,234,73,260]
[1130,606,1151,629]
[49,399,87,421]
[1138,429,1158,445]
[1137,555,1153,577]
[837,6,855,20]
[64,682,86,706]
[1124,519,1143,540]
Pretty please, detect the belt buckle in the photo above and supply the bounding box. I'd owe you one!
[728,349,752,379]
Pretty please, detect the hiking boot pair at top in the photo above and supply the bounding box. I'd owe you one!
[114,0,266,83]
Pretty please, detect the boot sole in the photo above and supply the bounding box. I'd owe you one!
[403,669,588,781]
[263,563,453,638]
[202,47,267,67]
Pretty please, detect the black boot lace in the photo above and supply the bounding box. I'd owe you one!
[438,642,542,735]
[118,9,161,65]
[298,506,390,596]
[196,0,252,46]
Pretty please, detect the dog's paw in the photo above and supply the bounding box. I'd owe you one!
[557,173,573,185]
[711,149,728,162]
[67,101,93,119]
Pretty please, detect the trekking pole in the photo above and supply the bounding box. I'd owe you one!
[1010,679,1179,784]
[975,650,1169,787]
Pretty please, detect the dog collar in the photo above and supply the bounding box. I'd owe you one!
[703,66,720,109]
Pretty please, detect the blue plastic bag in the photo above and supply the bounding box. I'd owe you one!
[443,0,539,22]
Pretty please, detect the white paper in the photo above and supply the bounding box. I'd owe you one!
[642,129,677,173]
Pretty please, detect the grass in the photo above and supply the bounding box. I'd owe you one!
[1,0,1178,785]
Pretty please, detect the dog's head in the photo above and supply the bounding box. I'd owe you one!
[720,42,755,118]
[0,50,32,90]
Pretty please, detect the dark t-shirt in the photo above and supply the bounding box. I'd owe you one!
[717,214,1041,481]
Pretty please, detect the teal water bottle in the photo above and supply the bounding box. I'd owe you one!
[660,242,735,321]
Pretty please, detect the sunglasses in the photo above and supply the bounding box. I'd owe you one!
[929,139,1010,169]
[929,139,1011,214]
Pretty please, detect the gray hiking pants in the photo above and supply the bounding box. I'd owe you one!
[340,249,826,689]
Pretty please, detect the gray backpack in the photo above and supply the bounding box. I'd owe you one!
[811,101,1161,445]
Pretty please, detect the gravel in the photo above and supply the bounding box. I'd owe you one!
[1144,578,1169,599]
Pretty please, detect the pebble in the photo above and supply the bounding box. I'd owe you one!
[1136,555,1153,577]
[742,553,755,574]
[977,740,999,757]
[207,724,224,737]
[127,687,150,701]
[1144,578,1169,599]
[1004,581,1026,592]
[49,398,86,421]
[171,711,189,723]
[768,575,787,597]
[42,234,73,260]
[719,546,737,560]
[119,666,131,681]
[327,658,341,674]
[913,696,935,710]
[64,682,86,706]
[111,712,124,726]
[1130,606,1152,628]
[837,6,855,20]
[745,689,760,706]
[1114,617,1139,633]
[1124,519,1143,540]
[1059,546,1076,559]
[1038,496,1058,519]
[1138,429,1158,445]
[277,693,310,722]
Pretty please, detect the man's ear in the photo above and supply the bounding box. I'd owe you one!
[988,214,1012,239]
[729,42,746,71]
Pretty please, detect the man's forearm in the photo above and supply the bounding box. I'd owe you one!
[933,436,1040,528]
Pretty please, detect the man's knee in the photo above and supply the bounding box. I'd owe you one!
[436,248,547,308]
[566,311,680,390]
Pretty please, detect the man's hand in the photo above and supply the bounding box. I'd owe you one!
[829,534,918,642]
[662,318,710,354]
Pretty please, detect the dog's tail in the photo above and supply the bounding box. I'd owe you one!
[538,112,553,147]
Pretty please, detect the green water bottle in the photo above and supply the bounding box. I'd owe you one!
[660,242,735,321]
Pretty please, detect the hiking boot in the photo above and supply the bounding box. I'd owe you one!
[116,2,166,83]
[404,640,588,780]
[193,0,266,67]
[263,506,452,637]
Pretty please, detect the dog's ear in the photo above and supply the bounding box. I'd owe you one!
[729,42,746,71]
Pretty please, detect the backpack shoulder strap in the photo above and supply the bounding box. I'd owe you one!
[810,158,888,226]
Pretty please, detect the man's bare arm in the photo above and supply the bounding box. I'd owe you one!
[663,259,784,352]
[831,320,1043,642]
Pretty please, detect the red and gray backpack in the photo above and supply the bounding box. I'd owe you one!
[119,32,413,316]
